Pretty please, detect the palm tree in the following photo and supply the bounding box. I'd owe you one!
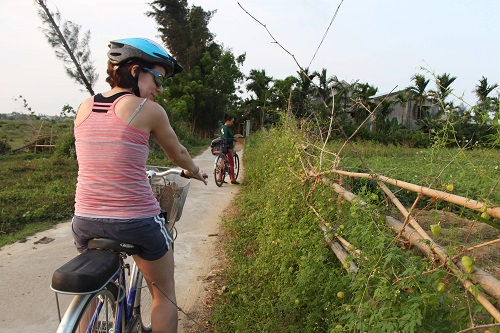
[270,76,298,113]
[473,76,499,124]
[351,82,378,125]
[292,68,316,118]
[312,68,336,105]
[407,74,430,121]
[246,69,273,127]
[433,73,456,103]
[396,90,410,127]
[474,76,498,103]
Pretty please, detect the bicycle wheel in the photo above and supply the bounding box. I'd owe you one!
[214,155,226,187]
[233,153,240,180]
[56,286,120,333]
[133,271,153,332]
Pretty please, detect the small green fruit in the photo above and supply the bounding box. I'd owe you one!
[446,184,454,192]
[343,263,350,269]
[464,264,475,274]
[348,244,355,251]
[430,224,442,236]
[294,299,300,305]
[436,282,446,292]
[337,291,345,299]
[480,212,490,220]
[461,256,473,267]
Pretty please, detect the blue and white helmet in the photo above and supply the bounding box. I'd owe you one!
[107,38,182,76]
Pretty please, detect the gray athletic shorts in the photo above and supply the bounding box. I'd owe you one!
[72,213,173,261]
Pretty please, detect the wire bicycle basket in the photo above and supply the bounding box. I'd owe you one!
[148,168,190,223]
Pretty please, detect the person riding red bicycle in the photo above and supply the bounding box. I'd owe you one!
[220,114,240,185]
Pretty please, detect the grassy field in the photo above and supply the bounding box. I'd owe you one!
[0,118,73,151]
[0,118,210,247]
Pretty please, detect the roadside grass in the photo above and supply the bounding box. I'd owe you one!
[208,125,499,332]
[0,154,78,247]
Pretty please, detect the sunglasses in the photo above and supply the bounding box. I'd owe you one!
[143,67,168,87]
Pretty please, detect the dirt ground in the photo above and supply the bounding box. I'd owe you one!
[0,147,241,332]
[412,209,500,280]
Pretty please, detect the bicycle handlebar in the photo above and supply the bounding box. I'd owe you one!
[146,167,208,180]
[146,167,184,180]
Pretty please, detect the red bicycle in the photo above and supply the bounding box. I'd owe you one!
[211,138,240,187]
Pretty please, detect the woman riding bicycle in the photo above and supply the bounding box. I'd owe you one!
[71,37,207,333]
[220,114,240,185]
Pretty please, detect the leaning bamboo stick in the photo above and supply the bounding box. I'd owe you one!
[466,239,500,252]
[336,235,362,258]
[319,224,358,273]
[376,181,447,261]
[309,203,358,273]
[329,169,500,219]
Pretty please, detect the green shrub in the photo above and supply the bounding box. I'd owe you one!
[54,129,76,159]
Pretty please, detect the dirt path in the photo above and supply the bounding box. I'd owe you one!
[0,147,240,332]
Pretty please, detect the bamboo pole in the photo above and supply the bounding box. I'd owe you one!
[329,169,500,219]
[309,203,358,273]
[466,239,500,252]
[336,235,362,258]
[319,224,358,273]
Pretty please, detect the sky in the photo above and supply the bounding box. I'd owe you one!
[1,0,499,116]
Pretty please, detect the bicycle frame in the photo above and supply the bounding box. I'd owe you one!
[213,150,239,187]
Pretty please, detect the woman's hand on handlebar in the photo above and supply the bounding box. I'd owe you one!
[184,169,208,185]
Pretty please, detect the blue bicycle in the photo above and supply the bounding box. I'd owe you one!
[51,167,190,333]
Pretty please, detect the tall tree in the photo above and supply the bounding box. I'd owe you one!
[313,68,336,106]
[407,74,430,120]
[271,76,298,112]
[35,0,97,95]
[246,69,273,127]
[148,1,214,72]
[433,73,456,102]
[352,83,378,125]
[473,76,499,124]
[474,76,498,103]
[148,1,245,136]
[292,68,316,118]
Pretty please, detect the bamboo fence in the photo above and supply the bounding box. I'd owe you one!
[309,169,500,323]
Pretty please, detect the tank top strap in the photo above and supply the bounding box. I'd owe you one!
[126,98,148,125]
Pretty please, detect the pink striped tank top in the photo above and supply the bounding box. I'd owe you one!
[74,92,161,218]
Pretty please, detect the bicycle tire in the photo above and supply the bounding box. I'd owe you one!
[133,272,153,332]
[233,153,240,180]
[214,154,226,187]
[56,286,120,333]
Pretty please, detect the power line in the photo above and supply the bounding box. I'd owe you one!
[308,0,345,69]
